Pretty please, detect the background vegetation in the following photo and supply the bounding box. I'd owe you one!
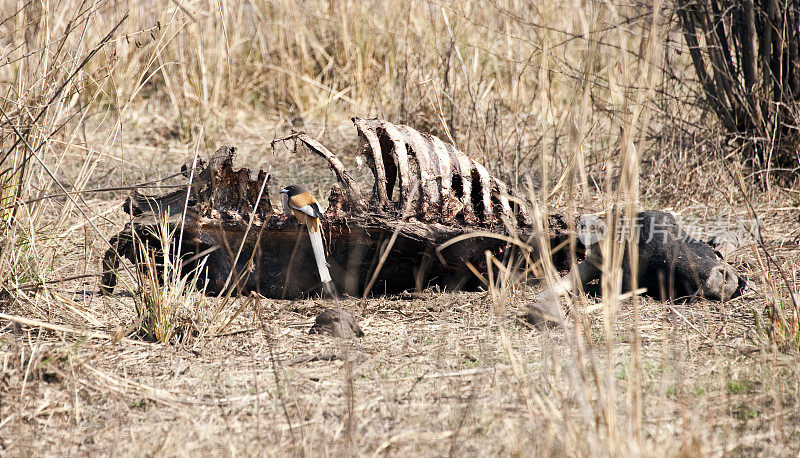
[0,0,798,455]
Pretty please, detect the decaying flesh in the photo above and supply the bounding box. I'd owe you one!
[100,119,569,298]
[524,211,744,327]
[100,118,744,322]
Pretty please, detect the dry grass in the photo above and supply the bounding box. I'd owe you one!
[1,0,799,456]
[1,286,798,455]
[130,216,214,344]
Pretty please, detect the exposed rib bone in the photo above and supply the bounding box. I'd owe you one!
[353,118,390,208]
[470,161,495,223]
[396,125,440,217]
[428,135,455,221]
[492,179,517,229]
[508,192,533,226]
[299,120,533,227]
[440,139,477,225]
[377,121,412,210]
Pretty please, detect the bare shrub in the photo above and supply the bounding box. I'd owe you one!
[675,0,800,181]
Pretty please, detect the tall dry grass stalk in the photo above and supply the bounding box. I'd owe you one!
[2,0,797,455]
[482,0,670,452]
[131,215,210,343]
[0,3,131,308]
[5,0,670,178]
[1,0,666,324]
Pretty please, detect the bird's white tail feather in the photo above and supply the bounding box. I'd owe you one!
[308,229,332,283]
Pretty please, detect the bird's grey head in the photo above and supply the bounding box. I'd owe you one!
[577,214,607,246]
[280,184,307,196]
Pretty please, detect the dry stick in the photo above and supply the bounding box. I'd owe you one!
[273,133,367,450]
[2,97,86,221]
[12,272,103,291]
[629,0,664,440]
[525,190,599,432]
[667,306,705,335]
[0,0,32,29]
[0,312,150,346]
[34,41,127,231]
[179,245,220,269]
[464,261,489,286]
[19,327,43,398]
[1,9,91,69]
[237,205,275,300]
[273,132,368,211]
[360,186,420,305]
[447,383,477,458]
[343,339,356,453]
[52,0,94,145]
[281,231,305,300]
[276,131,392,451]
[175,126,203,267]
[216,295,254,336]
[288,131,363,447]
[79,359,286,407]
[0,84,94,182]
[7,174,185,209]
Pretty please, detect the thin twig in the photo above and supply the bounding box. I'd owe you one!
[0,312,149,346]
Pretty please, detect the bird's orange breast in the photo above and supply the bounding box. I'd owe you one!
[289,191,318,208]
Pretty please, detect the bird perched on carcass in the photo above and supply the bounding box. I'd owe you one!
[280,184,338,298]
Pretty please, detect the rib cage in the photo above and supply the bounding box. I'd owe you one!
[298,118,532,228]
